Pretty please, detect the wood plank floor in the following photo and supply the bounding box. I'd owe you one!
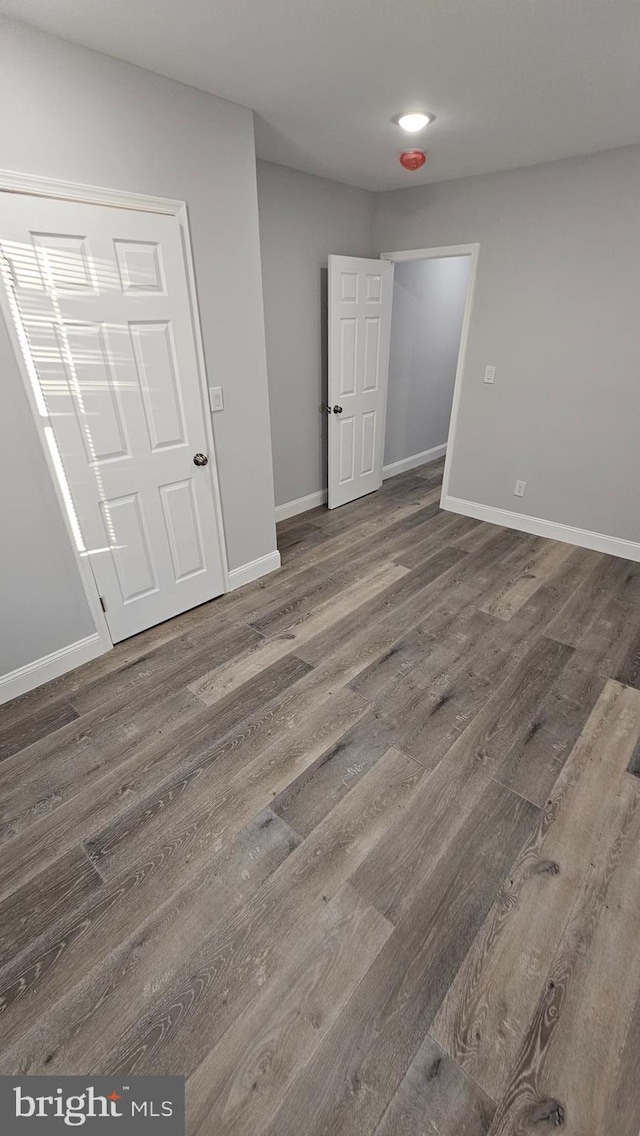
[2,456,640,1135]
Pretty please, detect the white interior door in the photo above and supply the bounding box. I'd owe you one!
[0,193,226,643]
[328,255,394,508]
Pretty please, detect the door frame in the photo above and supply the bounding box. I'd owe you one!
[380,243,480,503]
[0,168,230,657]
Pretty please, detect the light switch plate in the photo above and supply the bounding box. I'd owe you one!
[484,365,496,384]
[209,386,224,412]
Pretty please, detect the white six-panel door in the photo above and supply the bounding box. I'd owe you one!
[328,255,394,509]
[0,194,226,642]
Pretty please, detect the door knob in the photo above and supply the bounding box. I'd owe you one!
[333,405,343,414]
[193,452,209,467]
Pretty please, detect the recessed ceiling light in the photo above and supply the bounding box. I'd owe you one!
[396,112,433,133]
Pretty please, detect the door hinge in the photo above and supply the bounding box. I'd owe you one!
[99,596,107,613]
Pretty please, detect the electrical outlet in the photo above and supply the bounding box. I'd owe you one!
[484,365,496,384]
[209,386,224,412]
[514,480,527,498]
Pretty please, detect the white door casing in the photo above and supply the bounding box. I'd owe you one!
[328,255,394,509]
[0,193,226,642]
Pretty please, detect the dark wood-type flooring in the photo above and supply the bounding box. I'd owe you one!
[2,457,640,1135]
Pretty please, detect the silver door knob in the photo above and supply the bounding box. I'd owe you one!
[333,405,343,414]
[193,452,209,467]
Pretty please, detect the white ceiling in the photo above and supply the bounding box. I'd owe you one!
[3,0,640,191]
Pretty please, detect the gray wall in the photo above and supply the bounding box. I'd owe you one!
[257,160,375,507]
[0,17,276,675]
[375,145,640,543]
[385,256,470,468]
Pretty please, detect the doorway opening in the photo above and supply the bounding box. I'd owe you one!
[381,244,479,499]
[325,244,478,511]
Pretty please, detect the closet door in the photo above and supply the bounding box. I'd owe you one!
[0,193,226,641]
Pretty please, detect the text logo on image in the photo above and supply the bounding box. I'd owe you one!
[0,1076,185,1133]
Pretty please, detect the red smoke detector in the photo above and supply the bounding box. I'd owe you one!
[399,149,426,171]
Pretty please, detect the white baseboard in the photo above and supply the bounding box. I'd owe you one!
[383,443,447,480]
[273,445,448,523]
[228,550,282,591]
[0,633,105,705]
[442,494,640,563]
[275,489,327,523]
